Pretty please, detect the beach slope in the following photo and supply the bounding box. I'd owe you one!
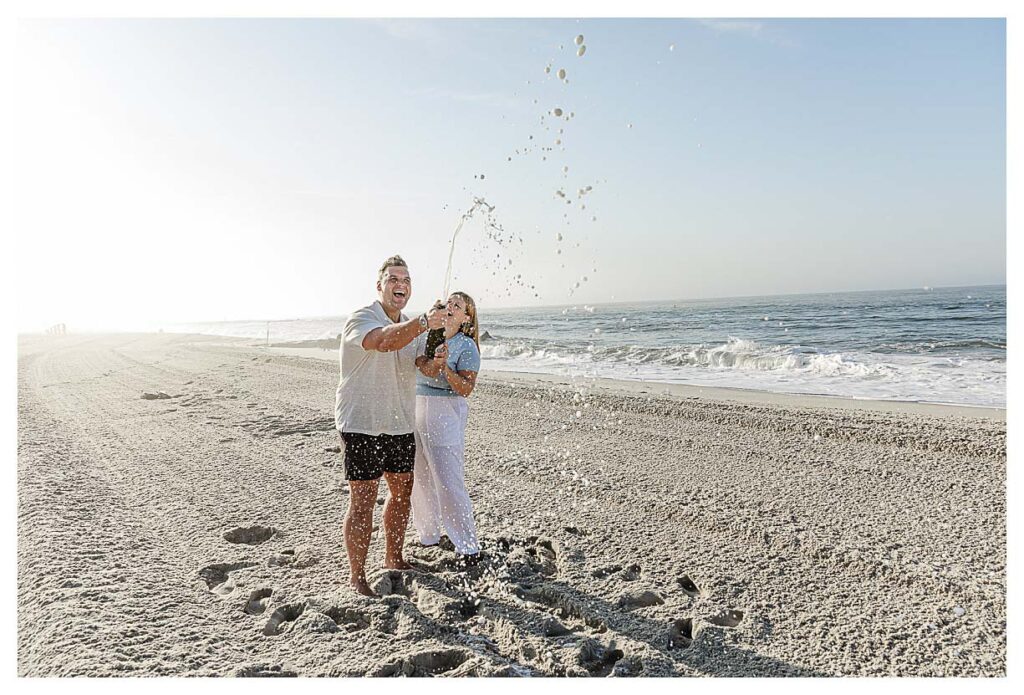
[17,333,1005,676]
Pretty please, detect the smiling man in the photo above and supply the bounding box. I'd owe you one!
[335,255,446,597]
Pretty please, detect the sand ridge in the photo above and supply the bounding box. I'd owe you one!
[17,333,1005,676]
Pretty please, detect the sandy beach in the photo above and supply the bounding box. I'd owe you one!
[17,332,1006,677]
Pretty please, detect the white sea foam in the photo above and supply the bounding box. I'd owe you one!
[479,336,1005,406]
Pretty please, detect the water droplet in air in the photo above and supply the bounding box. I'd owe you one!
[575,34,584,45]
[553,107,563,117]
[577,45,586,57]
[557,68,567,80]
[669,43,675,51]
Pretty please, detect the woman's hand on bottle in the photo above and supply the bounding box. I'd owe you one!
[432,343,448,369]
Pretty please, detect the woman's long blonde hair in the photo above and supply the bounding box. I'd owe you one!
[451,291,480,350]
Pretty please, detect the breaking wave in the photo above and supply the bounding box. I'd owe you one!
[480,335,1004,406]
[482,336,895,378]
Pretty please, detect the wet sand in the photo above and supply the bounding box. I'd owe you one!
[18,333,1006,676]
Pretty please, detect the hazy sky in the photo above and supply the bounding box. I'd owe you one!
[14,18,1005,331]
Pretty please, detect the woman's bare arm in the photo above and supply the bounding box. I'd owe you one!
[443,367,478,397]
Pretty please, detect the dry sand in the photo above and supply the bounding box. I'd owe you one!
[17,333,1006,677]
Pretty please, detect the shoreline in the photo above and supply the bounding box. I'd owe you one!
[264,343,1005,421]
[34,332,1004,419]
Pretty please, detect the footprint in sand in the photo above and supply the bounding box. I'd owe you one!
[413,585,480,621]
[491,536,559,577]
[576,637,625,677]
[244,588,274,616]
[707,608,744,628]
[540,615,573,637]
[620,563,641,581]
[223,525,276,545]
[325,606,373,633]
[263,602,306,636]
[374,570,418,598]
[586,559,642,585]
[268,546,318,569]
[369,649,475,677]
[199,561,258,594]
[140,391,173,400]
[516,584,608,634]
[591,564,622,579]
[667,617,694,649]
[617,589,665,610]
[676,574,701,597]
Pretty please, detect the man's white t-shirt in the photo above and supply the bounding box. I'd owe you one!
[334,301,418,435]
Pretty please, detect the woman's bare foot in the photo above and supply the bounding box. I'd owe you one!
[349,576,378,597]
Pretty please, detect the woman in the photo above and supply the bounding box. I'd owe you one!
[411,291,482,563]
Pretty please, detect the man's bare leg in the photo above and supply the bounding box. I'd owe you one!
[344,478,381,596]
[382,471,415,570]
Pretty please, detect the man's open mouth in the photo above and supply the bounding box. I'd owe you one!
[394,291,407,298]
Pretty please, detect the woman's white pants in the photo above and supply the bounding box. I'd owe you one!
[412,394,479,555]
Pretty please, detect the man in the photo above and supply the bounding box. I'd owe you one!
[335,255,445,597]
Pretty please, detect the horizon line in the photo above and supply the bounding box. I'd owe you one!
[21,281,1005,333]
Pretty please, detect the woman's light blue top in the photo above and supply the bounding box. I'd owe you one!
[415,332,481,397]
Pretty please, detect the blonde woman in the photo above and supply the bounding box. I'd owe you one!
[412,292,482,564]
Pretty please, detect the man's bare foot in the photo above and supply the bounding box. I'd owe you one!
[383,557,416,571]
[349,576,378,597]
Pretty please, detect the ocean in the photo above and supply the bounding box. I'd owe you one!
[171,285,1006,408]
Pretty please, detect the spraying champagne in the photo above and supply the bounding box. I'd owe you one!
[426,197,496,358]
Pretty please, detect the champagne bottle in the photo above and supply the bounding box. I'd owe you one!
[425,300,446,358]
[425,328,445,358]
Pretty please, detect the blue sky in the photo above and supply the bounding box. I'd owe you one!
[14,18,1005,328]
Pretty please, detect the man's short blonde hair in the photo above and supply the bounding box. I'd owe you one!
[378,255,408,282]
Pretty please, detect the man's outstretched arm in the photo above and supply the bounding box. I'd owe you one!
[362,306,444,353]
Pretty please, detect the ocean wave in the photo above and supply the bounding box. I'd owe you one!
[482,336,897,379]
[872,339,1007,352]
[480,335,1004,406]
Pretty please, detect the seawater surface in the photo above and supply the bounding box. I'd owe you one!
[171,285,1006,408]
